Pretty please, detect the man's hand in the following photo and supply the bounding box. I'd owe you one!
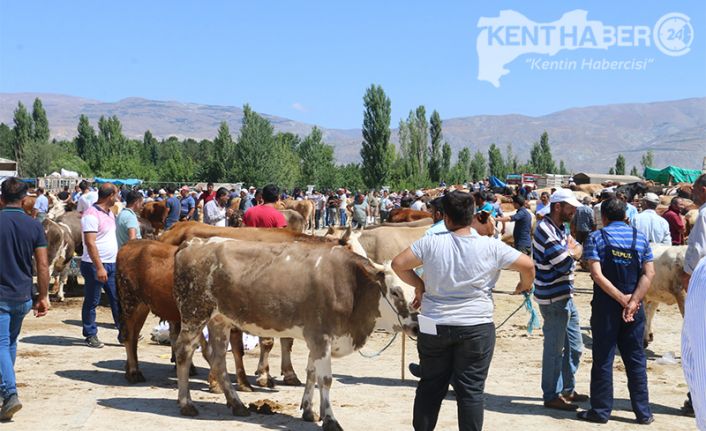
[33,295,50,317]
[618,293,632,308]
[513,281,531,295]
[96,266,108,283]
[567,235,577,251]
[411,288,424,310]
[623,300,640,322]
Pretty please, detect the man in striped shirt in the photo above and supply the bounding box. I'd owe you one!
[682,256,706,430]
[533,188,586,411]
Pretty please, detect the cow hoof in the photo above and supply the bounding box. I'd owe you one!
[125,371,146,383]
[237,382,254,392]
[180,404,199,417]
[189,364,197,376]
[231,403,251,417]
[322,417,343,431]
[256,375,275,388]
[302,410,317,422]
[283,374,302,386]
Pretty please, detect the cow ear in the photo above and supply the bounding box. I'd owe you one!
[339,226,352,244]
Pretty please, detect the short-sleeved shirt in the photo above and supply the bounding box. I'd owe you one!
[338,194,348,209]
[479,202,496,216]
[573,205,595,233]
[662,208,685,245]
[352,201,368,222]
[116,208,142,248]
[76,191,98,213]
[0,208,48,302]
[411,231,521,326]
[165,196,181,226]
[625,203,638,225]
[57,191,70,201]
[201,191,216,204]
[242,205,287,228]
[81,204,118,264]
[633,209,671,245]
[510,207,532,249]
[684,203,706,275]
[425,220,448,236]
[33,194,49,214]
[180,196,195,218]
[584,221,653,265]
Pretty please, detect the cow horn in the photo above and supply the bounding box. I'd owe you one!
[339,225,352,245]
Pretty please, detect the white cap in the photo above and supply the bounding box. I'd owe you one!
[241,188,248,194]
[642,192,660,204]
[415,190,424,198]
[158,188,166,194]
[549,188,582,207]
[537,205,550,216]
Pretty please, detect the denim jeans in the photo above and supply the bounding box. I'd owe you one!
[80,261,121,338]
[538,297,583,401]
[314,209,322,230]
[326,208,337,226]
[339,208,347,227]
[414,323,495,431]
[0,299,32,399]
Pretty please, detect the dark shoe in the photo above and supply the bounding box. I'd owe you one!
[544,397,578,411]
[577,410,608,424]
[636,416,654,425]
[408,363,421,378]
[682,398,695,417]
[0,394,22,421]
[85,336,104,348]
[562,391,589,402]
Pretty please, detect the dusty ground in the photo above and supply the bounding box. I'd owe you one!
[9,270,696,430]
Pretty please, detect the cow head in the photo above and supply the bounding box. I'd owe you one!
[369,261,418,336]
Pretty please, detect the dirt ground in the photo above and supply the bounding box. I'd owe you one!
[9,270,696,430]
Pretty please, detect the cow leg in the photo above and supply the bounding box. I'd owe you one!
[281,337,302,386]
[175,323,204,416]
[314,342,342,431]
[124,302,150,383]
[229,328,253,392]
[675,289,686,317]
[255,337,276,388]
[643,301,657,348]
[170,321,198,377]
[56,270,68,302]
[206,318,249,417]
[300,354,317,422]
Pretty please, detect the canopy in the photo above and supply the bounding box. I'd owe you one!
[643,166,702,185]
[93,177,143,186]
[489,176,507,188]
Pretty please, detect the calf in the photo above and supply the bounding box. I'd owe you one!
[643,245,687,347]
[43,219,75,301]
[388,208,431,223]
[140,200,168,235]
[173,237,416,430]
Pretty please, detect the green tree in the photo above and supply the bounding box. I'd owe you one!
[428,110,442,183]
[235,105,277,187]
[212,121,235,182]
[360,84,393,188]
[299,127,337,189]
[12,102,33,176]
[0,123,13,159]
[487,143,505,178]
[615,154,626,175]
[630,166,639,177]
[539,131,556,173]
[271,132,301,189]
[470,150,487,182]
[408,106,429,183]
[441,142,452,181]
[336,163,365,191]
[32,98,50,144]
[22,141,57,178]
[451,147,471,183]
[143,130,159,166]
[640,150,654,172]
[608,167,615,175]
[505,144,519,174]
[559,160,569,175]
[75,115,96,162]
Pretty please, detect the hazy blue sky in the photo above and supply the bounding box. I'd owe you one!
[1,1,704,128]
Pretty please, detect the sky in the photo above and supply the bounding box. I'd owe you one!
[1,0,705,129]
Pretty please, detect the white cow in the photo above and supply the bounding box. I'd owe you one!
[643,245,687,347]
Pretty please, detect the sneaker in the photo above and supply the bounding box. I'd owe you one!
[636,416,654,425]
[85,336,104,348]
[0,394,22,421]
[562,391,589,402]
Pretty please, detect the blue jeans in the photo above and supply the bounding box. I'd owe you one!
[339,208,347,226]
[538,297,583,401]
[0,299,32,399]
[80,261,121,339]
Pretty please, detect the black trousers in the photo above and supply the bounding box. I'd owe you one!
[414,323,495,431]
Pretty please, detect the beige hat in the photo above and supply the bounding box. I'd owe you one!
[642,192,660,204]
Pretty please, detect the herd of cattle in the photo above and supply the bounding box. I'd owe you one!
[8,179,699,430]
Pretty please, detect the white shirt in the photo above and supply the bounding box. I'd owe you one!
[685,203,706,275]
[634,209,672,245]
[203,200,226,226]
[80,205,118,264]
[411,231,521,326]
[682,256,706,430]
[411,200,426,212]
[76,191,98,213]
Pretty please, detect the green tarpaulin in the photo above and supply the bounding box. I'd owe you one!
[643,166,702,184]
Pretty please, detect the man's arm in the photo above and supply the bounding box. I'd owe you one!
[588,260,630,307]
[33,247,50,317]
[127,228,137,241]
[506,253,535,294]
[84,232,107,283]
[391,247,425,308]
[186,200,195,219]
[623,261,654,322]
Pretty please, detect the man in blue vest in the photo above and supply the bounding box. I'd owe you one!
[579,197,655,425]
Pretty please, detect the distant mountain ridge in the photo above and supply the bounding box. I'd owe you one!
[0,92,704,172]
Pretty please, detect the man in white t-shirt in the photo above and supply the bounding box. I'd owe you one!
[392,191,535,431]
[203,187,232,227]
[80,183,121,348]
[76,180,98,214]
[411,190,427,211]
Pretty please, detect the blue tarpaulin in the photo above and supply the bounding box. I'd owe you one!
[94,177,143,186]
[489,176,507,188]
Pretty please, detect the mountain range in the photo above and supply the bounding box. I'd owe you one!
[1,92,704,173]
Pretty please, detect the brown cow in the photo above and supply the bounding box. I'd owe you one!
[279,208,305,233]
[388,208,432,223]
[278,199,315,231]
[140,200,168,235]
[172,237,416,430]
[43,218,75,301]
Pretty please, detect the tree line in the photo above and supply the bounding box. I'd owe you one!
[0,88,657,191]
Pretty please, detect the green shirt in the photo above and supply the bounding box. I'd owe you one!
[116,208,141,248]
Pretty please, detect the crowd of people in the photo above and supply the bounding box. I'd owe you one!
[0,173,704,430]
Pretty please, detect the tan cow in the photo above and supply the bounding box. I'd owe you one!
[278,199,315,231]
[172,237,416,430]
[279,208,306,233]
[140,200,168,235]
[388,208,432,223]
[643,245,687,347]
[43,218,75,301]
